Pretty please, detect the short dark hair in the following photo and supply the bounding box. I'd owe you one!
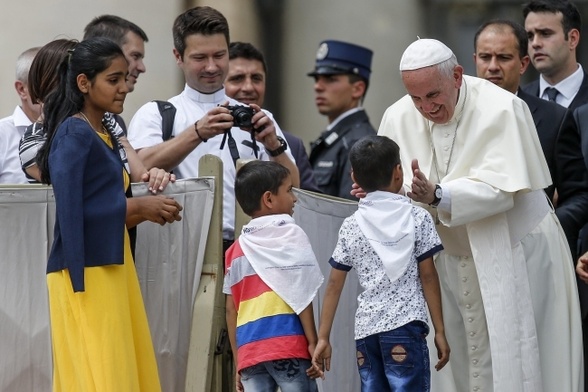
[348,73,370,98]
[349,135,400,193]
[229,42,267,74]
[235,160,290,216]
[523,0,582,37]
[474,19,529,58]
[173,6,230,58]
[83,15,148,46]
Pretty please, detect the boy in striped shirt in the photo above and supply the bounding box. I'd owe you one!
[224,160,324,392]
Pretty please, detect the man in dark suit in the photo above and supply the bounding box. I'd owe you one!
[307,40,376,200]
[475,19,588,390]
[575,104,588,173]
[522,0,588,111]
[475,19,588,254]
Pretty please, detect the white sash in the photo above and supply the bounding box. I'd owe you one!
[354,191,414,284]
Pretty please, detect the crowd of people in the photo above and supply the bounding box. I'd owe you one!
[2,0,588,391]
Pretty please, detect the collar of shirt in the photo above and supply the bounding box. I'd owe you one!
[539,64,583,107]
[326,107,363,131]
[12,105,33,134]
[184,84,227,105]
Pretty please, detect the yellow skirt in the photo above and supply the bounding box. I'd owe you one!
[47,230,161,392]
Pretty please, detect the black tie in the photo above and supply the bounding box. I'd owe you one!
[545,87,559,102]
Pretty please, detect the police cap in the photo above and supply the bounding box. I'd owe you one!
[307,40,373,81]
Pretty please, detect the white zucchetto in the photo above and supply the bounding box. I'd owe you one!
[399,38,454,71]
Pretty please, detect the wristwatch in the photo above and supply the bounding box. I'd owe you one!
[430,184,442,207]
[265,136,288,157]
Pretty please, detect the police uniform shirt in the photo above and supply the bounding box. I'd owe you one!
[309,108,376,200]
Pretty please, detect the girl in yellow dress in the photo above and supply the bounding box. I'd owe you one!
[36,37,165,392]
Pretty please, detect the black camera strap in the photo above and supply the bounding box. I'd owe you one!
[220,130,241,167]
[249,132,259,159]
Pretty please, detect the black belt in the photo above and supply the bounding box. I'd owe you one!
[222,240,234,269]
[223,239,234,253]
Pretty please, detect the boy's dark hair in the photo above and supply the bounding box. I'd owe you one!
[523,0,582,37]
[349,135,400,193]
[173,6,230,58]
[235,160,290,216]
[229,42,267,74]
[84,15,149,46]
[474,19,529,58]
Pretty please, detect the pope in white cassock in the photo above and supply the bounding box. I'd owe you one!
[378,38,583,392]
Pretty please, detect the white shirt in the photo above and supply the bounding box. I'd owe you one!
[325,107,362,131]
[539,63,584,107]
[0,106,31,184]
[127,85,295,240]
[330,205,442,340]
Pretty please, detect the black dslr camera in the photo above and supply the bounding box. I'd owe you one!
[222,104,255,128]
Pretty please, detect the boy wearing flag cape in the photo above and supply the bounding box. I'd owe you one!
[224,160,324,392]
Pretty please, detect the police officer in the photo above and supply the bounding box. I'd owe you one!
[308,40,375,200]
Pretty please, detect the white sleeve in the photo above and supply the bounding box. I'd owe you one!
[127,101,164,150]
[438,177,514,227]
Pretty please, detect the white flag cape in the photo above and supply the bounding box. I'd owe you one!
[239,214,323,314]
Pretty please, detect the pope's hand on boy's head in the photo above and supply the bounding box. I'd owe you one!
[351,182,367,199]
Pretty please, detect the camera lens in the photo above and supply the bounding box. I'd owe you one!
[233,107,253,127]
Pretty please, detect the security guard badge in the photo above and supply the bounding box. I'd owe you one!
[316,42,328,60]
[324,132,338,146]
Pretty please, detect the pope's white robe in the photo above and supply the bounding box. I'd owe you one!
[379,75,583,392]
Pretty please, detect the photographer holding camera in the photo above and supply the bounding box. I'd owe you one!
[127,6,298,248]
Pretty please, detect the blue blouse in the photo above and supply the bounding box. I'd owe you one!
[47,117,126,292]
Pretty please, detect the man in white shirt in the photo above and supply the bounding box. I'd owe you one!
[127,6,298,244]
[0,47,40,184]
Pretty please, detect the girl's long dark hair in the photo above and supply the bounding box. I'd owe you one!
[36,37,125,184]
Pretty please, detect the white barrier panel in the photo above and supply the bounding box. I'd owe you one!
[292,189,361,392]
[132,178,215,392]
[0,179,215,392]
[0,185,53,392]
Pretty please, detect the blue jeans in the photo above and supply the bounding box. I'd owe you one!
[240,358,318,392]
[356,321,430,392]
